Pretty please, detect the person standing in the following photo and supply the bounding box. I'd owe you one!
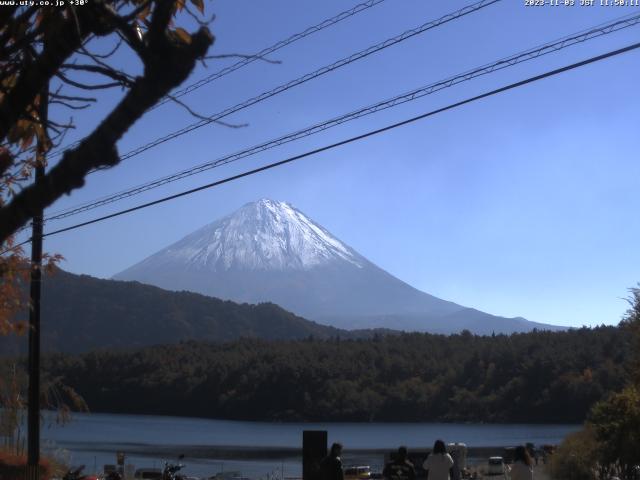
[510,445,534,480]
[383,446,416,480]
[320,443,344,480]
[422,440,454,480]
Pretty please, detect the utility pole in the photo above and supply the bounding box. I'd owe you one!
[27,81,48,480]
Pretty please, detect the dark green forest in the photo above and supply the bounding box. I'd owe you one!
[36,325,630,423]
[0,269,348,355]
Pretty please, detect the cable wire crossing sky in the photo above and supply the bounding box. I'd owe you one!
[37,0,640,330]
[26,39,640,246]
[43,11,640,222]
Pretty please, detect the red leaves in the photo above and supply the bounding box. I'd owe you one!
[0,244,62,337]
[0,245,29,337]
[190,0,205,14]
[137,3,152,21]
[174,27,192,44]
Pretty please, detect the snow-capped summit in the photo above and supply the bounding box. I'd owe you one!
[157,199,362,272]
[115,200,560,334]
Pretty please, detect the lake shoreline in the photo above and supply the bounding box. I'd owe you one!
[41,412,575,478]
[60,442,537,460]
[60,409,583,426]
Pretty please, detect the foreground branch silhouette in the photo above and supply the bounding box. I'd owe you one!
[0,0,214,245]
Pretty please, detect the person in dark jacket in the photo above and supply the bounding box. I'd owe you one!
[383,446,416,480]
[320,443,344,480]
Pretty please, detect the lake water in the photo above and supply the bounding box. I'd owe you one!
[38,412,580,478]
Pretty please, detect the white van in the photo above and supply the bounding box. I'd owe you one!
[487,457,507,477]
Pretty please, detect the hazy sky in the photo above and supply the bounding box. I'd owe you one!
[27,0,640,328]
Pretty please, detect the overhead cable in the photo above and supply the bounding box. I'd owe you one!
[44,12,640,222]
[25,41,640,245]
[46,0,390,157]
[153,0,390,109]
[47,0,500,162]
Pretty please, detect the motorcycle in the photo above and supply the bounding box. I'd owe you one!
[62,465,99,480]
[162,454,187,480]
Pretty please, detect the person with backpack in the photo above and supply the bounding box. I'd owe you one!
[383,446,416,480]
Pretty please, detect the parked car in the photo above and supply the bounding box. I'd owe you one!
[344,466,371,480]
[486,457,507,477]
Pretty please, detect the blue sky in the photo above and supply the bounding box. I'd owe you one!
[29,0,640,328]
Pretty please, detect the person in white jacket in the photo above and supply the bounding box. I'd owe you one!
[509,445,534,480]
[422,439,454,480]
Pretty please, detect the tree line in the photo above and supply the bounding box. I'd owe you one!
[29,325,631,423]
[548,289,640,480]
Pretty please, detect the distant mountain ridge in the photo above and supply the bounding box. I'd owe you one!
[115,199,565,334]
[0,269,347,354]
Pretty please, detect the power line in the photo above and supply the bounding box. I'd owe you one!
[3,40,638,256]
[25,41,640,245]
[47,0,500,163]
[44,12,640,222]
[46,0,390,158]
[153,0,389,109]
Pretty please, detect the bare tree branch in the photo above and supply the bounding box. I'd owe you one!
[0,2,118,142]
[50,93,97,103]
[0,15,214,243]
[164,93,248,128]
[77,37,123,60]
[49,126,71,150]
[77,43,124,75]
[49,100,92,110]
[182,3,216,27]
[0,6,37,58]
[47,119,74,131]
[60,64,135,86]
[121,0,153,22]
[56,71,127,91]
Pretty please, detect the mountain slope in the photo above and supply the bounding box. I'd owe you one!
[1,269,346,354]
[114,199,564,334]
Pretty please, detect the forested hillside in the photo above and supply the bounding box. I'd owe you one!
[38,326,630,423]
[0,269,347,354]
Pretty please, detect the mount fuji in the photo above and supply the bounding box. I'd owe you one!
[114,199,562,334]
